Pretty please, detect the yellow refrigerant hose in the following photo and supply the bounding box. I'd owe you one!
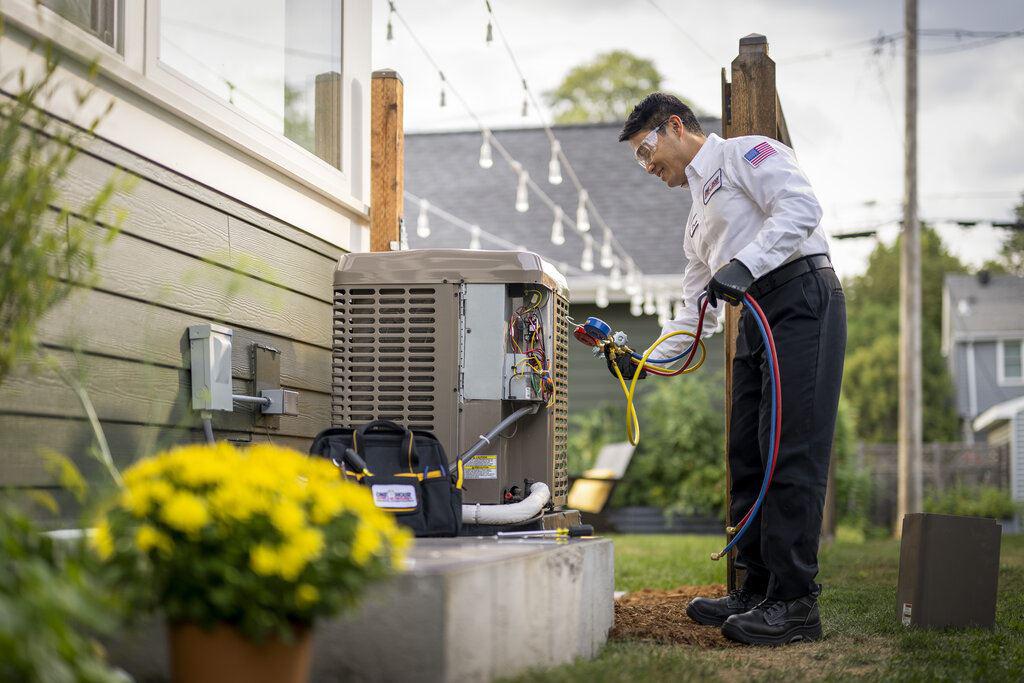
[609,330,706,445]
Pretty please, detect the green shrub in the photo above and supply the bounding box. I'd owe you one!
[0,40,123,384]
[0,500,124,682]
[924,485,1020,520]
[569,371,725,517]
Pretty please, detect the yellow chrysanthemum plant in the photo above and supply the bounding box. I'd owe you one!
[91,443,412,642]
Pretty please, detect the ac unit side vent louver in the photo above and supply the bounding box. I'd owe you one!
[552,294,570,506]
[332,287,438,433]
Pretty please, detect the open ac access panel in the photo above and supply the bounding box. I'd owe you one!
[332,249,580,532]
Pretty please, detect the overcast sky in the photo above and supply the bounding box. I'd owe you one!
[371,0,1024,279]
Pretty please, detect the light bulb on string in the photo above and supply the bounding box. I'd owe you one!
[656,292,671,321]
[469,225,481,250]
[548,140,562,185]
[599,229,614,268]
[386,1,394,40]
[521,79,529,117]
[643,289,656,316]
[439,72,446,108]
[596,285,609,309]
[673,298,684,320]
[576,190,590,232]
[399,218,409,251]
[609,261,623,290]
[624,265,640,296]
[515,166,530,213]
[630,293,643,317]
[550,207,565,245]
[478,131,493,169]
[580,237,594,272]
[416,199,431,238]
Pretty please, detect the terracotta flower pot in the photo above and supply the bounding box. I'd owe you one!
[169,621,312,683]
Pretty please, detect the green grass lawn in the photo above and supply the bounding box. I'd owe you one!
[503,532,1024,682]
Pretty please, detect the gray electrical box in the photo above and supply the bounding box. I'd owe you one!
[188,323,233,412]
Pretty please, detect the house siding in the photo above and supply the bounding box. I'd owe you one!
[973,341,1024,415]
[1,111,344,519]
[1014,412,1024,502]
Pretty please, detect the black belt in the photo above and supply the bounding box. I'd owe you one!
[748,254,832,299]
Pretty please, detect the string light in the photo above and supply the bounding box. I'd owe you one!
[399,218,409,250]
[656,292,671,325]
[630,293,643,317]
[576,190,590,233]
[439,71,446,107]
[624,264,640,296]
[599,228,614,268]
[548,140,562,185]
[478,131,493,169]
[514,163,529,212]
[609,261,623,290]
[520,78,528,117]
[386,0,395,40]
[643,289,656,316]
[550,206,565,245]
[416,199,431,238]
[673,298,684,320]
[469,225,482,250]
[596,284,609,309]
[580,236,594,271]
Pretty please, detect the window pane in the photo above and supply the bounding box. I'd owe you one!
[159,0,342,164]
[42,0,118,50]
[1004,341,1022,379]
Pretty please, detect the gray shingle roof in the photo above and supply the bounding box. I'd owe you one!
[945,273,1024,337]
[403,119,721,278]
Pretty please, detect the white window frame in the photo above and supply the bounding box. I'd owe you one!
[0,0,368,219]
[998,338,1024,386]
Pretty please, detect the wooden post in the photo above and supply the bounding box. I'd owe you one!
[720,34,783,591]
[314,72,342,169]
[371,69,404,253]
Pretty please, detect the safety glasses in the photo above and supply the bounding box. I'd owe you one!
[633,117,672,168]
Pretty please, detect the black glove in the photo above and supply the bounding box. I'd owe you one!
[706,259,755,307]
[604,345,647,381]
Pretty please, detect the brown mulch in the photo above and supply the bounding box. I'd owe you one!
[610,584,740,648]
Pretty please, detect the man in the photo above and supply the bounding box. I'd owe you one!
[617,93,846,646]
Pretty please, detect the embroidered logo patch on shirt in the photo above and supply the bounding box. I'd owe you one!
[703,169,723,205]
[743,141,777,168]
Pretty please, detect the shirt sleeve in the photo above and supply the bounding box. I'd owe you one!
[646,230,721,362]
[728,139,824,278]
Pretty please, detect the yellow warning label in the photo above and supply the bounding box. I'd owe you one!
[465,454,497,479]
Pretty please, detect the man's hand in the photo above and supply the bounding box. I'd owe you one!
[706,259,754,307]
[604,345,647,381]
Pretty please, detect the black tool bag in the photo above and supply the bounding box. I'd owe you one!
[309,420,464,537]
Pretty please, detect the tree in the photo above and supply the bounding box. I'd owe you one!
[842,226,965,443]
[545,50,699,124]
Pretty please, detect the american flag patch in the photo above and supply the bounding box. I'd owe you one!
[743,141,777,168]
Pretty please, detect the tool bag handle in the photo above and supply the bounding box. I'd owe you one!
[352,419,419,474]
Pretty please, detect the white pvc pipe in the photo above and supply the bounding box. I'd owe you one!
[462,482,551,525]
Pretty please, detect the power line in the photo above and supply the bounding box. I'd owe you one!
[778,27,1024,64]
[643,0,718,65]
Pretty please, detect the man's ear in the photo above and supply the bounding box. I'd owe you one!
[669,115,684,138]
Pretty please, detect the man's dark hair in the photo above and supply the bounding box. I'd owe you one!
[618,92,704,142]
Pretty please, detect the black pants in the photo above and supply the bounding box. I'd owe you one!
[729,262,846,601]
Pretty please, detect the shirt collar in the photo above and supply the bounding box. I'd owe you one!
[686,133,723,179]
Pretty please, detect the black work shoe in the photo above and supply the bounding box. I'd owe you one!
[686,588,766,627]
[721,593,823,646]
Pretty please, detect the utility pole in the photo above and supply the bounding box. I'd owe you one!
[897,0,922,536]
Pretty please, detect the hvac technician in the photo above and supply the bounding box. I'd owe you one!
[617,93,846,646]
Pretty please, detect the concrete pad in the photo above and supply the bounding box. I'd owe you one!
[105,536,615,682]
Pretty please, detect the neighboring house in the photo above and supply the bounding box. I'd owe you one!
[942,272,1024,500]
[403,120,726,410]
[0,1,371,520]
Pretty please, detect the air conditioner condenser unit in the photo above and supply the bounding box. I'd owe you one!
[332,249,573,521]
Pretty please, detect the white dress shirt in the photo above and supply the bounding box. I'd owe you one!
[648,133,831,362]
